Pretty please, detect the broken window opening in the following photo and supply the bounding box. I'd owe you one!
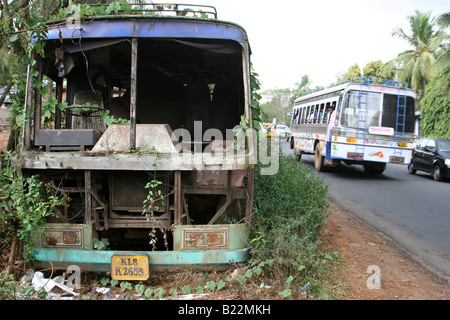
[32,38,246,153]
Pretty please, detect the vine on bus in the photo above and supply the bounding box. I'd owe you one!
[0,152,63,280]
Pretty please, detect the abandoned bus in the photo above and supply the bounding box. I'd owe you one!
[290,78,416,174]
[12,4,256,278]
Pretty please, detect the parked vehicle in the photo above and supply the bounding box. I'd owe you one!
[261,122,274,140]
[408,138,450,181]
[285,126,291,141]
[11,3,256,276]
[274,124,288,139]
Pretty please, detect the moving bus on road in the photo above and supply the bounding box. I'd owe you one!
[12,4,255,279]
[290,78,416,174]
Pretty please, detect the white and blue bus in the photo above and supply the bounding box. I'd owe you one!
[290,78,416,174]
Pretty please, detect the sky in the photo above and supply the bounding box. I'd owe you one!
[190,0,448,92]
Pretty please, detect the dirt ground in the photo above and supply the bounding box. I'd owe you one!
[323,203,450,300]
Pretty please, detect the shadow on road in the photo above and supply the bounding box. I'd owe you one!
[292,154,399,181]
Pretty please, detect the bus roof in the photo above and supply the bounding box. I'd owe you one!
[43,3,249,44]
[294,77,416,104]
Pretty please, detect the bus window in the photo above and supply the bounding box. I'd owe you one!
[318,103,325,123]
[381,94,415,133]
[307,106,312,123]
[312,105,318,123]
[341,91,381,129]
[323,102,330,123]
[303,107,308,124]
[301,107,307,124]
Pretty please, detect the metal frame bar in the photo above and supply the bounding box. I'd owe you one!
[129,38,138,150]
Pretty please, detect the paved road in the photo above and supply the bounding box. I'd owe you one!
[280,139,450,281]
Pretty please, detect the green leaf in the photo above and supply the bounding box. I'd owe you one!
[135,284,146,295]
[169,288,178,297]
[106,2,121,14]
[278,289,292,298]
[120,281,133,292]
[216,280,226,291]
[252,266,263,276]
[33,80,43,88]
[195,285,204,293]
[110,279,119,288]
[154,288,165,298]
[181,286,191,295]
[205,280,216,291]
[100,277,110,286]
[144,288,154,298]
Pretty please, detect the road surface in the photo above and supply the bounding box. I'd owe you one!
[280,139,450,281]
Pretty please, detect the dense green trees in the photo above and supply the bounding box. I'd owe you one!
[419,67,450,139]
[383,10,449,100]
[382,10,449,138]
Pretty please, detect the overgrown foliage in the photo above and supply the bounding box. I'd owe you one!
[1,153,52,242]
[419,67,450,139]
[0,151,62,280]
[250,152,337,297]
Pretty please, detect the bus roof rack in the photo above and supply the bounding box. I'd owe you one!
[84,3,218,19]
[330,77,408,88]
[298,77,409,99]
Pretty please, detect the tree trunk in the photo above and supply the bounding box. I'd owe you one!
[3,236,18,280]
[6,127,17,152]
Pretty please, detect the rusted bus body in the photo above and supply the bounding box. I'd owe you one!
[13,5,256,275]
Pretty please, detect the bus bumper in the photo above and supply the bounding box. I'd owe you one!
[32,223,250,273]
[32,247,250,273]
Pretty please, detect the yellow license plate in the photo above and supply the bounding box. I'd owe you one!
[111,255,149,281]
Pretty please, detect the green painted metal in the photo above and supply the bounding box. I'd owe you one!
[32,223,250,272]
[32,247,250,272]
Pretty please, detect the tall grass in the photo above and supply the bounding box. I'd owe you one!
[251,153,337,296]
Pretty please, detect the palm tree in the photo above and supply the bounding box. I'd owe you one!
[383,11,447,99]
[431,12,450,75]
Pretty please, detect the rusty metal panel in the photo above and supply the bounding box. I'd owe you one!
[230,170,247,187]
[110,171,167,212]
[193,170,228,188]
[34,129,100,151]
[182,227,228,249]
[37,224,92,249]
[173,224,249,251]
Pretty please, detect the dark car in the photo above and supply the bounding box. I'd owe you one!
[408,138,450,181]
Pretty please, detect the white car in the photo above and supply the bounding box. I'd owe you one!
[274,125,287,138]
